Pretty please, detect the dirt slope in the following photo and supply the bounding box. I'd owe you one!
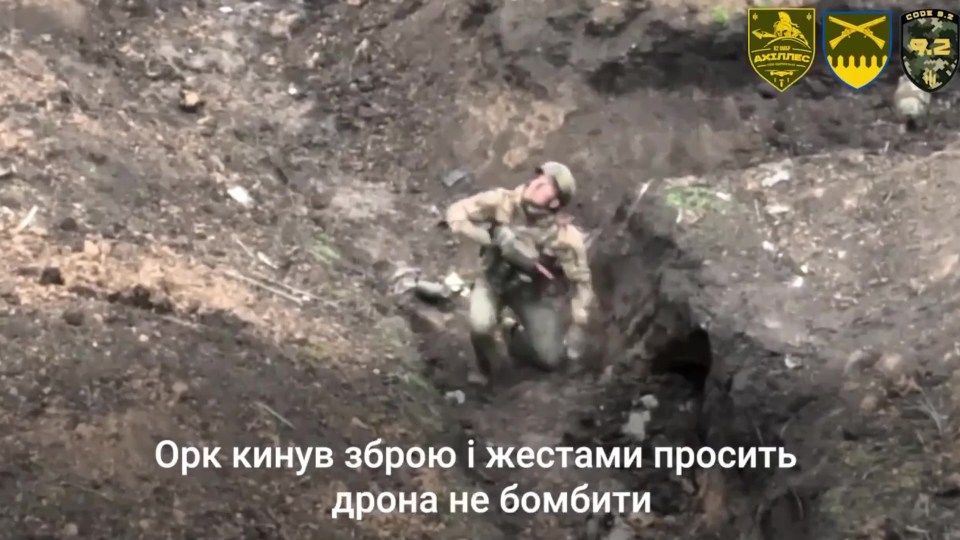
[1,0,959,539]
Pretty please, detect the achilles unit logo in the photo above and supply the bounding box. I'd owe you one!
[748,8,816,92]
[901,9,960,92]
[822,11,892,90]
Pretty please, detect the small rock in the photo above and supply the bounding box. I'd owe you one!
[87,151,108,165]
[351,417,371,430]
[802,76,829,99]
[413,280,451,303]
[0,284,19,305]
[937,473,960,497]
[62,308,84,326]
[467,371,489,386]
[39,266,64,286]
[784,355,802,369]
[171,381,189,395]
[585,2,629,36]
[639,394,658,409]
[0,193,22,209]
[841,424,863,441]
[69,285,98,299]
[0,162,17,180]
[759,159,793,187]
[877,352,906,377]
[860,393,879,414]
[59,216,79,231]
[950,370,960,397]
[441,168,471,187]
[894,74,931,121]
[444,390,466,405]
[74,423,95,438]
[62,523,79,537]
[179,90,204,113]
[185,54,210,72]
[765,203,791,215]
[198,117,218,137]
[227,185,254,208]
[83,239,100,257]
[604,519,634,540]
[845,349,877,373]
[309,191,334,209]
[597,364,615,385]
[269,11,304,39]
[621,410,651,441]
[357,104,379,119]
[758,82,778,99]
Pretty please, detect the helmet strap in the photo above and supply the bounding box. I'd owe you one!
[548,176,570,207]
[521,200,555,219]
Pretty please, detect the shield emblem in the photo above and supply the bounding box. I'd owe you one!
[748,8,816,92]
[901,9,960,92]
[822,11,892,90]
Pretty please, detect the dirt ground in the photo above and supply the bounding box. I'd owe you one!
[1,0,959,538]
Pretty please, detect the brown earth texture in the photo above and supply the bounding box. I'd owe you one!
[1,0,960,538]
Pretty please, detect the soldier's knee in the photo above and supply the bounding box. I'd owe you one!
[468,304,497,336]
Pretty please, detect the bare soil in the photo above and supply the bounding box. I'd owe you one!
[1,0,959,539]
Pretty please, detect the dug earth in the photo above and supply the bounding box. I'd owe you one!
[0,0,958,539]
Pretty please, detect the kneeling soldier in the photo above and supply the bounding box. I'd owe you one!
[445,161,595,381]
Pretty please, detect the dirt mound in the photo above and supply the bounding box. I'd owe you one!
[410,0,960,538]
[1,0,959,538]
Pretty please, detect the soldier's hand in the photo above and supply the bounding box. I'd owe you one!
[491,225,516,248]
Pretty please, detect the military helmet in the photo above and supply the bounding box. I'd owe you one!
[537,161,576,207]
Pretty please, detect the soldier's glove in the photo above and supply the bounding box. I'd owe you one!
[564,324,587,362]
[490,225,516,248]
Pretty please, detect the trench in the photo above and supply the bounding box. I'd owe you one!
[377,0,960,537]
[476,0,960,174]
[400,190,813,538]
[585,195,816,539]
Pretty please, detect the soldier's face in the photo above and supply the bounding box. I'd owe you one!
[523,175,560,208]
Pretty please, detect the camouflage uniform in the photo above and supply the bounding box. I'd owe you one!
[902,17,959,91]
[445,167,594,376]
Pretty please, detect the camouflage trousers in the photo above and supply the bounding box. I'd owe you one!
[468,275,565,377]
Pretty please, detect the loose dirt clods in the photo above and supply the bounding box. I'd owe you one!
[1,0,960,538]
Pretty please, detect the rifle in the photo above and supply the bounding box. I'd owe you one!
[828,16,886,50]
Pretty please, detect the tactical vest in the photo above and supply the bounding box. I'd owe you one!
[481,219,568,297]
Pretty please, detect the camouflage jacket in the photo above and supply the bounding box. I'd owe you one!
[445,186,595,326]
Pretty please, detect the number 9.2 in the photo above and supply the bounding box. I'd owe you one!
[910,37,952,55]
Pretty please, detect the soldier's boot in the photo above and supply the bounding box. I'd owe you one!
[469,331,500,382]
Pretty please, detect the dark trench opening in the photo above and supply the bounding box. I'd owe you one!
[649,325,713,394]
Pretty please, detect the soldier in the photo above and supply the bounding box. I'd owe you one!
[445,162,595,382]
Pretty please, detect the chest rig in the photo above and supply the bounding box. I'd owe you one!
[482,217,567,296]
